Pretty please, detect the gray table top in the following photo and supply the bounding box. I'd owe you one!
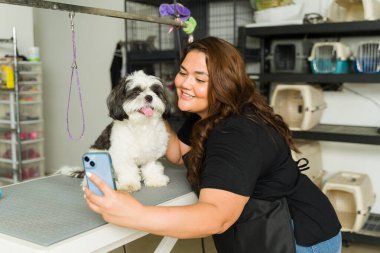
[0,162,192,246]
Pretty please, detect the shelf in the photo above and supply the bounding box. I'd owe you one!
[0,157,45,165]
[0,60,40,65]
[0,138,44,145]
[292,124,380,145]
[1,91,44,95]
[259,73,380,84]
[0,88,15,92]
[0,119,43,125]
[19,119,44,125]
[0,100,43,105]
[127,50,180,62]
[242,20,380,39]
[19,91,43,95]
[18,81,41,85]
[19,71,41,75]
[342,213,380,246]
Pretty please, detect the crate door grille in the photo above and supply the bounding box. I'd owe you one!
[274,44,296,71]
[356,42,380,73]
[313,45,337,73]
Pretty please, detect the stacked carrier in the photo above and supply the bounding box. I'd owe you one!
[323,172,376,232]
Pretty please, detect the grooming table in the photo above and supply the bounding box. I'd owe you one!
[0,161,197,253]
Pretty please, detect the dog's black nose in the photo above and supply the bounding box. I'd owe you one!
[145,95,153,103]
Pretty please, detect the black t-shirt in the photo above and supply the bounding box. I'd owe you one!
[178,113,341,246]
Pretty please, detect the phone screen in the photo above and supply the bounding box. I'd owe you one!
[82,152,116,196]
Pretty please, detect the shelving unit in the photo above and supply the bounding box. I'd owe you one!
[238,20,380,246]
[0,29,44,184]
[0,61,45,183]
[238,20,380,146]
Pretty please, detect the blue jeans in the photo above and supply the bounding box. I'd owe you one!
[296,232,342,253]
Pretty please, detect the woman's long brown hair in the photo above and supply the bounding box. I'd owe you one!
[184,37,297,188]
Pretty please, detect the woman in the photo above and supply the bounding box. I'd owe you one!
[84,37,342,253]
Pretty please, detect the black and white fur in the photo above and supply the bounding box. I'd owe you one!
[63,70,170,192]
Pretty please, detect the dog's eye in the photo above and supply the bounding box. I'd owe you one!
[125,87,142,99]
[134,87,142,92]
[150,84,163,96]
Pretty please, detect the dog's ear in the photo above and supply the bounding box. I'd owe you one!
[156,79,171,120]
[162,88,171,120]
[107,78,129,121]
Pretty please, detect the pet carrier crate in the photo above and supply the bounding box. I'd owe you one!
[362,0,380,20]
[322,171,376,232]
[308,42,351,74]
[291,140,324,188]
[327,0,365,22]
[353,42,380,73]
[267,39,313,73]
[327,0,380,22]
[270,84,326,131]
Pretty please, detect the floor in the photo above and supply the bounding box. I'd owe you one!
[109,234,380,253]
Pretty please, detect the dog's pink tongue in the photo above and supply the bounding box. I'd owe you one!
[140,106,153,117]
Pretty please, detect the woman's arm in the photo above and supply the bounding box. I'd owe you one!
[164,121,190,165]
[84,173,248,239]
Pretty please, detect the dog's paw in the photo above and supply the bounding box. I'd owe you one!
[144,174,170,187]
[116,180,141,192]
[56,166,84,178]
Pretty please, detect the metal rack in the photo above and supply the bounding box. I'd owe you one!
[0,28,45,184]
[0,27,22,183]
[238,20,380,146]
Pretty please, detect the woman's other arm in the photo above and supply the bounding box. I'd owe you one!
[164,121,190,165]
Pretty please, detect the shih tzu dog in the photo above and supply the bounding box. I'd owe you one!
[62,70,170,192]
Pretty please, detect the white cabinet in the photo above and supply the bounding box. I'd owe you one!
[0,61,44,183]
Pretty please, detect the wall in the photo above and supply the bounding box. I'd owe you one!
[31,0,125,174]
[1,1,125,175]
[0,5,34,56]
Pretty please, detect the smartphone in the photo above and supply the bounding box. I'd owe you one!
[82,152,116,196]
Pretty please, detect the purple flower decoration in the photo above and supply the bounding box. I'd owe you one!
[159,3,191,21]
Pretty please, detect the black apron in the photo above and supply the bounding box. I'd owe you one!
[213,197,296,253]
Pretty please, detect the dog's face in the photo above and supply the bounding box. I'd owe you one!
[107,70,169,121]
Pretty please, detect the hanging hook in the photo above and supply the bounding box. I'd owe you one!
[69,11,75,32]
[66,10,85,140]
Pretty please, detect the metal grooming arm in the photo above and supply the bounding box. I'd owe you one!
[0,0,186,27]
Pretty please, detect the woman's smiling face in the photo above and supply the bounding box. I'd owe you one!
[175,50,209,118]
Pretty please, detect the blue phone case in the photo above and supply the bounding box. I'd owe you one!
[82,152,116,196]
